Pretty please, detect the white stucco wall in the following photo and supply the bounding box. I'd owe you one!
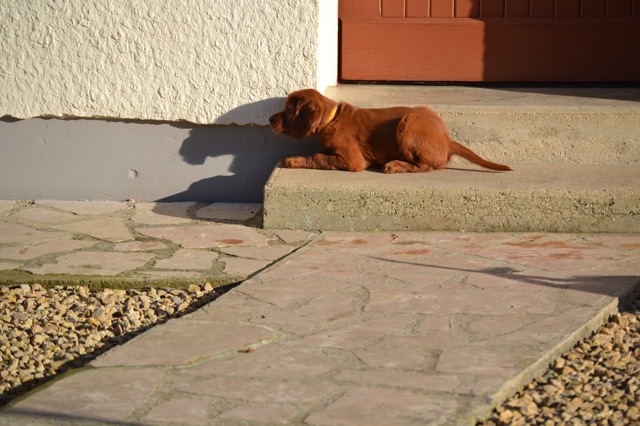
[0,0,337,125]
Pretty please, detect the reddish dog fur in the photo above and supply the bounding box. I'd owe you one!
[269,89,512,173]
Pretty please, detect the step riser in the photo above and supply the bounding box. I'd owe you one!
[438,110,639,165]
[265,187,638,233]
[264,166,640,233]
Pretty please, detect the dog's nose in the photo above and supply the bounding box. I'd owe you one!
[269,115,277,125]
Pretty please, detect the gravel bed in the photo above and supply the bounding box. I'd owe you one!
[0,282,226,406]
[480,298,640,425]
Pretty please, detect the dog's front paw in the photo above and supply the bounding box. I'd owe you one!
[282,156,308,168]
[383,160,405,174]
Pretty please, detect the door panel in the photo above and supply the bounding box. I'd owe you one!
[339,0,640,82]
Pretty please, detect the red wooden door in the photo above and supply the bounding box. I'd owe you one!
[340,0,640,82]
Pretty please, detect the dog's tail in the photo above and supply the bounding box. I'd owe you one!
[449,140,513,171]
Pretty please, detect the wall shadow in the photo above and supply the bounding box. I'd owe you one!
[156,109,322,204]
[214,97,286,125]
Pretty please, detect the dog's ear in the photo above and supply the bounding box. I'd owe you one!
[289,99,324,139]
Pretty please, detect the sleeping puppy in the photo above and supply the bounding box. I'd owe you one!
[269,88,512,173]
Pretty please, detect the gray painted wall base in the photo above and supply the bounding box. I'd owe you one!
[0,118,320,202]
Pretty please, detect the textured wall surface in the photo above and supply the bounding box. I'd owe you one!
[0,0,336,125]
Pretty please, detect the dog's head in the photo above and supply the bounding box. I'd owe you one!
[269,89,337,139]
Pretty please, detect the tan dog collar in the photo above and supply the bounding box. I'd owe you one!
[323,105,338,128]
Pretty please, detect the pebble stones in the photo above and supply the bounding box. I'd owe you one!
[0,282,218,405]
[480,299,640,425]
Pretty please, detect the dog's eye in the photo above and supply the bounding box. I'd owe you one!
[286,105,294,115]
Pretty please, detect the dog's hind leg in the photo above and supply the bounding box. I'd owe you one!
[396,111,450,172]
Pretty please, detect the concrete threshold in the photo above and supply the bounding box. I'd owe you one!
[325,85,640,111]
[263,85,639,232]
[264,164,640,233]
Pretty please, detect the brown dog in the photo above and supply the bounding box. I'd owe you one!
[269,89,512,173]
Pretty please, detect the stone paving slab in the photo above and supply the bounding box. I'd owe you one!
[1,212,638,425]
[0,200,313,287]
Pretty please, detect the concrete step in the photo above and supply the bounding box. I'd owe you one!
[264,164,639,233]
[264,86,640,232]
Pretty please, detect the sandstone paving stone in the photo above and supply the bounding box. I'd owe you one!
[439,233,634,273]
[10,206,77,224]
[0,200,15,212]
[219,244,293,260]
[38,200,127,216]
[0,238,95,260]
[297,317,416,349]
[365,283,556,316]
[362,251,504,286]
[57,217,134,242]
[114,240,167,251]
[23,251,155,276]
[196,202,261,221]
[179,376,335,404]
[463,271,552,291]
[335,369,461,392]
[373,335,459,355]
[384,242,433,257]
[186,291,277,322]
[255,292,356,334]
[424,232,515,244]
[436,345,537,378]
[318,231,414,248]
[238,276,351,307]
[154,248,219,270]
[305,387,464,426]
[467,315,535,337]
[137,224,268,248]
[2,368,165,423]
[0,261,21,271]
[273,229,316,243]
[142,398,210,425]
[361,259,453,286]
[598,258,640,279]
[258,250,360,280]
[184,345,336,379]
[583,234,640,250]
[352,347,436,370]
[506,246,628,273]
[471,375,509,399]
[412,315,464,347]
[93,320,278,367]
[480,307,595,347]
[219,403,298,424]
[0,222,67,244]
[131,202,195,225]
[221,256,271,276]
